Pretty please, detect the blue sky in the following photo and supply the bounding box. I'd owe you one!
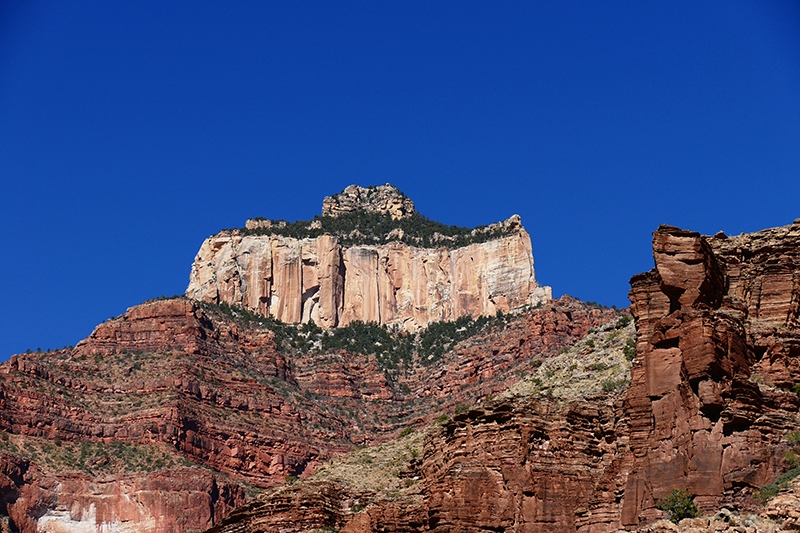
[2,1,799,358]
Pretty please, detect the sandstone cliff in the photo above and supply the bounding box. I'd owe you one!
[186,185,551,330]
[203,220,800,533]
[622,223,800,526]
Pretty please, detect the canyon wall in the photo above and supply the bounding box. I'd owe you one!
[0,296,611,533]
[622,223,800,526]
[186,220,551,330]
[0,454,244,533]
[203,221,800,533]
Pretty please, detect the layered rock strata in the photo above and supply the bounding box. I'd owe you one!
[206,394,631,533]
[0,296,616,532]
[186,223,550,331]
[0,453,244,533]
[203,221,800,533]
[622,223,800,526]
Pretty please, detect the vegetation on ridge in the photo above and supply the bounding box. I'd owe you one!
[755,430,800,502]
[0,433,191,476]
[313,427,424,498]
[228,210,517,248]
[197,300,529,374]
[503,315,635,401]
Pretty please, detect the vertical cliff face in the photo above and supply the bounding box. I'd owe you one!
[186,216,551,331]
[187,234,345,328]
[623,223,800,526]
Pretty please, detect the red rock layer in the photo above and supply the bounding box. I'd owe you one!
[0,296,619,532]
[622,224,800,526]
[0,452,244,533]
[204,221,800,533]
[420,398,629,533]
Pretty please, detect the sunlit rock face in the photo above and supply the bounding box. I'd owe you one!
[187,193,551,330]
[321,184,416,220]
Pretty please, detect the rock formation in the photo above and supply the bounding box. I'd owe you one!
[0,452,243,533]
[0,295,615,532]
[622,223,800,526]
[9,202,800,533]
[321,184,416,219]
[203,221,800,533]
[186,186,551,330]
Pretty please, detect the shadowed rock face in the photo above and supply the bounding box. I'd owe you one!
[621,223,800,526]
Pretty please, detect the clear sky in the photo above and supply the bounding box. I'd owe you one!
[2,1,799,359]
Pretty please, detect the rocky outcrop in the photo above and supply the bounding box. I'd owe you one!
[322,184,416,219]
[17,210,800,533]
[187,224,550,331]
[188,184,550,330]
[204,393,631,533]
[420,397,628,533]
[623,223,800,526]
[0,451,244,533]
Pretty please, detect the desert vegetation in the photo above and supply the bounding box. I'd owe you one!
[233,210,516,248]
[197,299,514,371]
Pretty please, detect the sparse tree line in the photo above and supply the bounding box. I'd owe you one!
[227,210,516,248]
[198,300,511,373]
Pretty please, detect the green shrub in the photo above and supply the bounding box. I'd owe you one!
[755,483,780,502]
[198,300,502,372]
[237,210,515,249]
[602,379,626,393]
[453,403,470,415]
[785,450,799,468]
[657,489,698,523]
[755,465,800,503]
[775,465,800,486]
[398,427,415,438]
[623,339,637,361]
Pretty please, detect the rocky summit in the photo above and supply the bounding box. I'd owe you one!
[321,184,417,219]
[2,187,800,533]
[187,184,551,331]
